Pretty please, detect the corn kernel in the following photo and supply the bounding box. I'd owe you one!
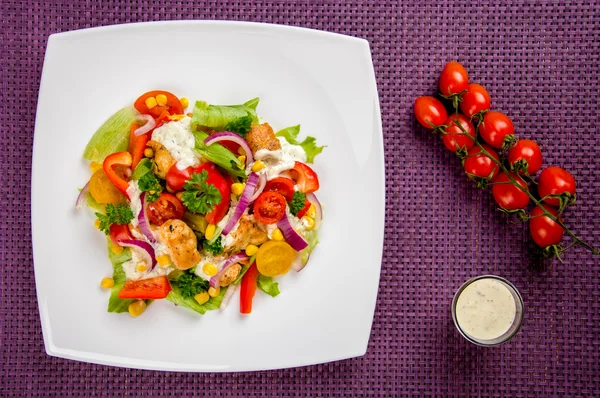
[90,161,103,172]
[168,114,186,121]
[176,191,184,201]
[237,155,246,169]
[231,182,245,196]
[100,277,114,289]
[245,244,259,256]
[111,244,124,254]
[208,286,221,297]
[237,147,246,156]
[180,97,189,108]
[271,228,284,241]
[251,160,265,172]
[194,291,210,305]
[303,216,316,231]
[94,219,101,229]
[128,300,146,317]
[156,254,171,267]
[144,147,154,158]
[144,96,158,109]
[155,93,168,106]
[203,263,218,276]
[136,263,147,272]
[231,194,238,202]
[307,204,317,219]
[205,224,216,240]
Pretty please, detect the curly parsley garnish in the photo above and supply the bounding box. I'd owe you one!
[137,172,162,203]
[224,115,253,137]
[289,191,307,216]
[178,270,210,299]
[203,235,224,255]
[95,204,134,235]
[182,170,222,214]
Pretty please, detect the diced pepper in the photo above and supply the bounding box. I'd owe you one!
[103,151,132,198]
[118,275,172,299]
[240,263,259,314]
[128,123,150,169]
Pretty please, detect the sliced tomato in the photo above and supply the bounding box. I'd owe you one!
[194,163,231,224]
[264,177,295,201]
[103,152,133,198]
[253,192,287,225]
[109,224,134,247]
[240,263,259,314]
[147,192,185,225]
[289,162,320,193]
[134,90,183,119]
[118,276,172,300]
[128,123,150,169]
[166,164,194,192]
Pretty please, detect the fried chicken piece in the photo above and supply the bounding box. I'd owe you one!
[219,263,242,287]
[223,215,268,255]
[158,219,201,270]
[245,123,281,154]
[146,140,176,179]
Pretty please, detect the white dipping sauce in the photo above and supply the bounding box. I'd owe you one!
[455,278,516,340]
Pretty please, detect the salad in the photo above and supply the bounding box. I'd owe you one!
[76,90,325,317]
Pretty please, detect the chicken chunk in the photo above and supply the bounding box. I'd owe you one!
[223,214,268,255]
[158,219,201,270]
[245,123,281,154]
[219,263,242,287]
[146,140,176,179]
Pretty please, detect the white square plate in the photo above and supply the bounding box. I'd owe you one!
[32,21,384,372]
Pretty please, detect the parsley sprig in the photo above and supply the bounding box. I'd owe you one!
[137,172,163,203]
[95,204,134,234]
[224,115,253,137]
[289,191,307,216]
[178,270,210,299]
[181,170,222,214]
[202,235,224,255]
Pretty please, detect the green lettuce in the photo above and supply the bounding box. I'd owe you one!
[83,106,137,162]
[193,130,247,178]
[301,229,320,265]
[275,125,326,163]
[106,242,136,313]
[191,98,259,131]
[131,158,153,180]
[86,192,106,213]
[257,275,280,297]
[166,283,228,315]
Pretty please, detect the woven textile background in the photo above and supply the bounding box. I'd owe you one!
[1,0,599,396]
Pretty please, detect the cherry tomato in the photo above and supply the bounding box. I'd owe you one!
[538,166,576,207]
[491,172,530,210]
[439,61,469,96]
[442,114,475,152]
[459,84,491,118]
[463,144,500,181]
[147,192,185,225]
[529,204,563,247]
[253,192,287,225]
[478,111,515,149]
[166,164,193,192]
[508,139,543,175]
[134,90,184,119]
[414,96,448,129]
[264,177,296,201]
[290,162,320,193]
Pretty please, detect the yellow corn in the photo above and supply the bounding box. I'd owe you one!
[144,147,154,158]
[136,263,147,272]
[231,183,245,196]
[231,194,238,202]
[90,162,103,172]
[156,254,171,267]
[245,244,259,256]
[271,228,284,241]
[144,96,158,109]
[194,291,210,305]
[94,219,101,229]
[128,300,146,317]
[251,160,265,172]
[176,191,184,201]
[208,286,221,298]
[100,277,114,289]
[111,244,124,254]
[180,97,189,108]
[307,204,317,219]
[303,216,315,231]
[237,155,246,169]
[203,263,218,277]
[237,147,246,156]
[205,224,216,240]
[155,94,168,106]
[168,114,186,121]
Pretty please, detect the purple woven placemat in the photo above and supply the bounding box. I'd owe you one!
[1,0,599,396]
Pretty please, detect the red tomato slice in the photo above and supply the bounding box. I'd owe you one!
[264,177,295,201]
[253,192,287,225]
[118,276,172,300]
[147,193,185,225]
[134,90,183,119]
[289,162,320,193]
[194,163,231,224]
[240,263,259,314]
[166,164,194,192]
[109,224,134,247]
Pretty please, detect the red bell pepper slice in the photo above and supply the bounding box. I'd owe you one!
[103,151,132,198]
[118,275,172,300]
[290,162,320,193]
[128,123,150,170]
[240,263,259,314]
[296,199,311,218]
[195,162,231,224]
[108,224,134,247]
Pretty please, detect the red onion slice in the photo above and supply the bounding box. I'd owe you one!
[138,192,157,243]
[117,239,158,270]
[209,253,249,288]
[305,192,322,229]
[277,213,308,251]
[222,172,260,235]
[204,132,253,167]
[220,284,238,312]
[248,173,267,203]
[75,182,90,210]
[134,114,156,136]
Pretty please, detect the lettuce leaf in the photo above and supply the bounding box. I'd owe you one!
[191,98,259,131]
[86,192,106,214]
[166,283,227,315]
[83,106,137,162]
[193,131,247,178]
[106,242,136,313]
[275,125,325,163]
[257,275,280,297]
[232,254,256,285]
[301,229,320,265]
[131,158,153,180]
